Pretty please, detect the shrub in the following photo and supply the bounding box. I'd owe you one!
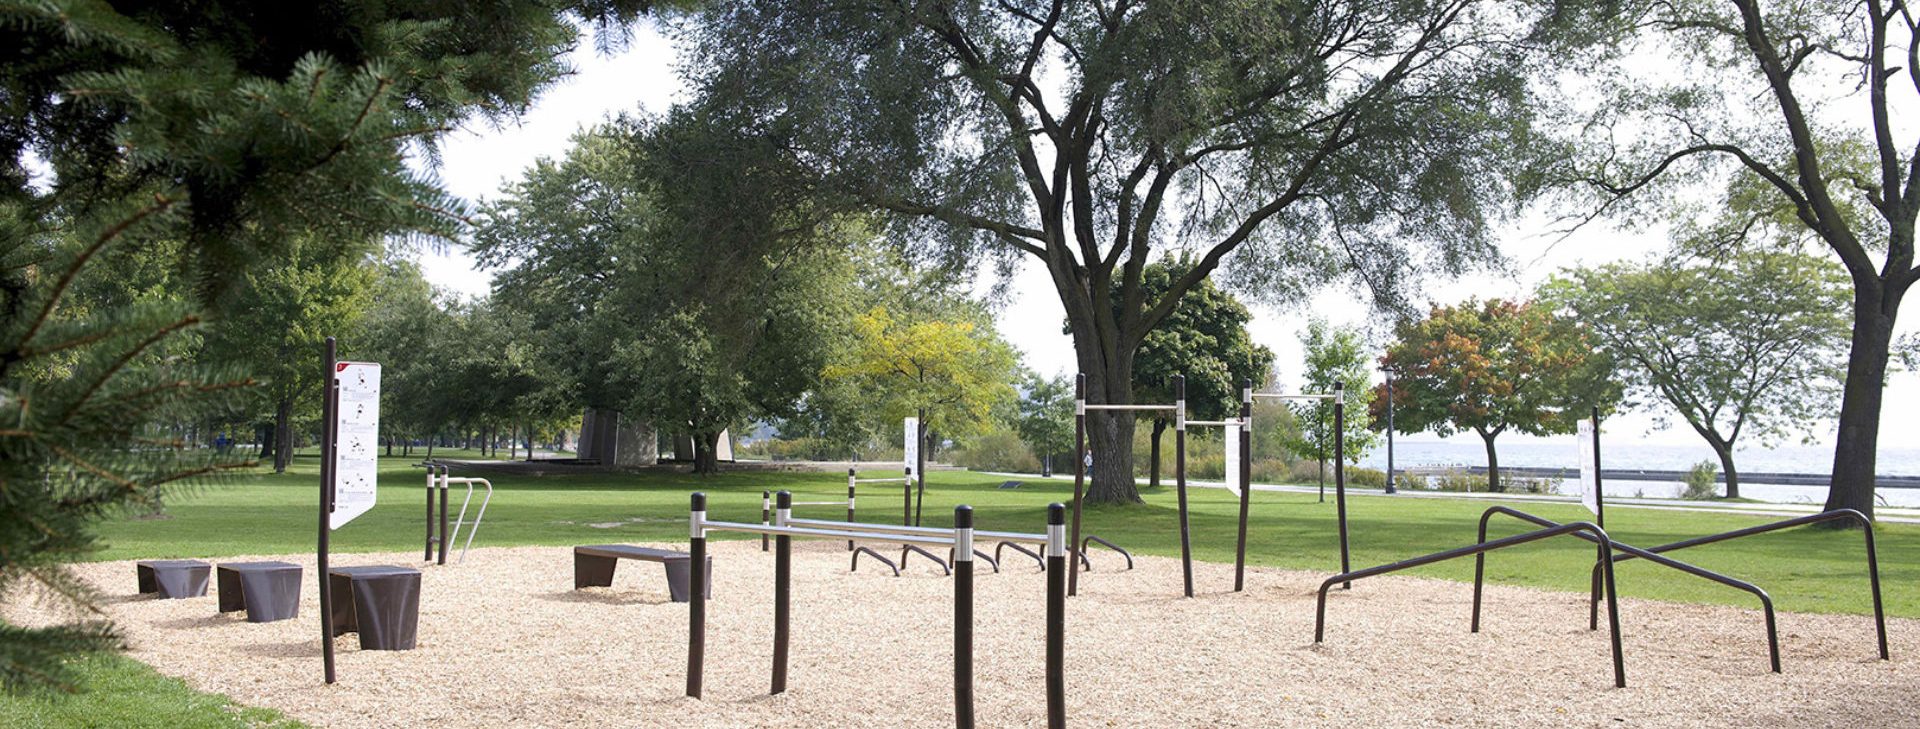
[1346,466,1387,489]
[1683,461,1720,500]
[950,428,1041,474]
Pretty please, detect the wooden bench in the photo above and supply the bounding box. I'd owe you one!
[573,545,711,603]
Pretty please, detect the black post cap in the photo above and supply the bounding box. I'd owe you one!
[954,504,973,528]
[1175,374,1186,397]
[848,468,856,476]
[691,492,707,510]
[777,490,792,508]
[1047,503,1066,525]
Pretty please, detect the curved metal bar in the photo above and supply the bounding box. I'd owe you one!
[900,544,952,576]
[1079,535,1133,571]
[948,548,1000,574]
[1471,505,1781,672]
[1315,521,1626,689]
[1580,508,1887,662]
[997,541,1046,571]
[851,546,900,577]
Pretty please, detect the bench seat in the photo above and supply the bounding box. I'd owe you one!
[573,545,711,602]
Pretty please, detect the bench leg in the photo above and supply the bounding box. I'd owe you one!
[575,554,619,589]
[328,573,358,636]
[137,565,157,595]
[662,558,713,603]
[217,569,246,613]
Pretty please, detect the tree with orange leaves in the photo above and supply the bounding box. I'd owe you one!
[1373,300,1618,492]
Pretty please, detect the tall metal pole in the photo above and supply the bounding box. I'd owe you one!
[1591,407,1605,530]
[1069,374,1086,597]
[1334,382,1351,589]
[1233,379,1254,592]
[318,337,337,684]
[953,505,975,729]
[686,492,707,698]
[773,491,791,694]
[1045,503,1067,729]
[915,408,928,527]
[1173,375,1193,598]
[1382,365,1397,494]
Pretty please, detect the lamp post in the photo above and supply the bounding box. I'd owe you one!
[1380,364,1397,494]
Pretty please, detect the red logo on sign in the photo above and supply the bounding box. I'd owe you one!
[336,363,350,372]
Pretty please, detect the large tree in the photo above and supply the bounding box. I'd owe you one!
[0,0,659,690]
[1543,252,1849,498]
[1568,0,1920,517]
[1126,257,1274,487]
[679,0,1596,503]
[1376,299,1617,491]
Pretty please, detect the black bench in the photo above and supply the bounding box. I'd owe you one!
[217,561,302,623]
[327,566,421,650]
[573,545,711,602]
[136,560,210,599]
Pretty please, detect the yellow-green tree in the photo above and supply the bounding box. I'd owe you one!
[825,306,1019,452]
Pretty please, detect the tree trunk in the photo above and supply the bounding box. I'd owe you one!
[1825,284,1898,520]
[1714,443,1740,500]
[1149,417,1167,487]
[1075,352,1143,504]
[272,397,293,473]
[1479,429,1502,493]
[693,430,722,474]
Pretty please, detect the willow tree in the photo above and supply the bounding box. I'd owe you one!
[681,0,1597,503]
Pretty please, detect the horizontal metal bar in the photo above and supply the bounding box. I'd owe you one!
[851,478,911,483]
[785,517,1048,544]
[790,501,842,506]
[1082,404,1179,411]
[1251,393,1335,400]
[701,520,961,548]
[1184,419,1246,427]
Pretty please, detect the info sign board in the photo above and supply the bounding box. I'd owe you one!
[1224,424,1242,497]
[330,361,381,529]
[903,416,920,475]
[1577,418,1598,516]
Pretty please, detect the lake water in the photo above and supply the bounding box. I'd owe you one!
[1356,441,1920,507]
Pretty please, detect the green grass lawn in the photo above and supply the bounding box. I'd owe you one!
[0,653,304,729]
[93,452,1919,617]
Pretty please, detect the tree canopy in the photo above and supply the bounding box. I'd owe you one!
[1282,319,1378,472]
[1375,299,1617,491]
[676,0,1597,503]
[1542,252,1850,498]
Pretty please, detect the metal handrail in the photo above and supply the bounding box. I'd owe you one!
[785,517,1049,545]
[1314,521,1627,688]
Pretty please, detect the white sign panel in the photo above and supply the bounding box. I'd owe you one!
[903,417,920,474]
[1224,424,1242,497]
[1577,418,1598,516]
[330,361,381,530]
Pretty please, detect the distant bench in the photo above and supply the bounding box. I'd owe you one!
[573,545,712,603]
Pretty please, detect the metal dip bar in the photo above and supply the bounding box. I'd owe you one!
[686,492,1070,729]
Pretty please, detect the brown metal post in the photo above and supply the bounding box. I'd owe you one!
[437,464,449,566]
[915,408,928,526]
[1068,374,1086,597]
[953,505,975,729]
[1234,379,1253,592]
[1592,407,1606,530]
[773,491,791,694]
[1174,375,1193,598]
[846,472,857,551]
[424,463,434,561]
[318,337,337,684]
[1334,382,1350,588]
[761,490,771,552]
[1045,503,1067,729]
[686,492,707,698]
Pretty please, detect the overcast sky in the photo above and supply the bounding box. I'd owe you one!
[414,23,1919,451]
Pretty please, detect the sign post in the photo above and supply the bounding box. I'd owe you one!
[318,340,380,685]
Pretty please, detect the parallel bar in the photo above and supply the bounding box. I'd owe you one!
[1184,419,1247,427]
[1314,520,1627,688]
[785,517,1047,544]
[1334,382,1349,588]
[1081,404,1179,411]
[701,519,966,548]
[1471,505,1781,672]
[1251,393,1336,400]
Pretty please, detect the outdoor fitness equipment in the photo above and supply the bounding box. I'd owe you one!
[686,492,1071,729]
[1070,374,1341,598]
[417,461,492,564]
[1470,408,1889,674]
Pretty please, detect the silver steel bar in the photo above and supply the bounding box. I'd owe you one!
[1081,404,1179,411]
[852,477,912,483]
[701,519,964,548]
[1251,393,1336,401]
[785,517,1048,544]
[1184,419,1247,427]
